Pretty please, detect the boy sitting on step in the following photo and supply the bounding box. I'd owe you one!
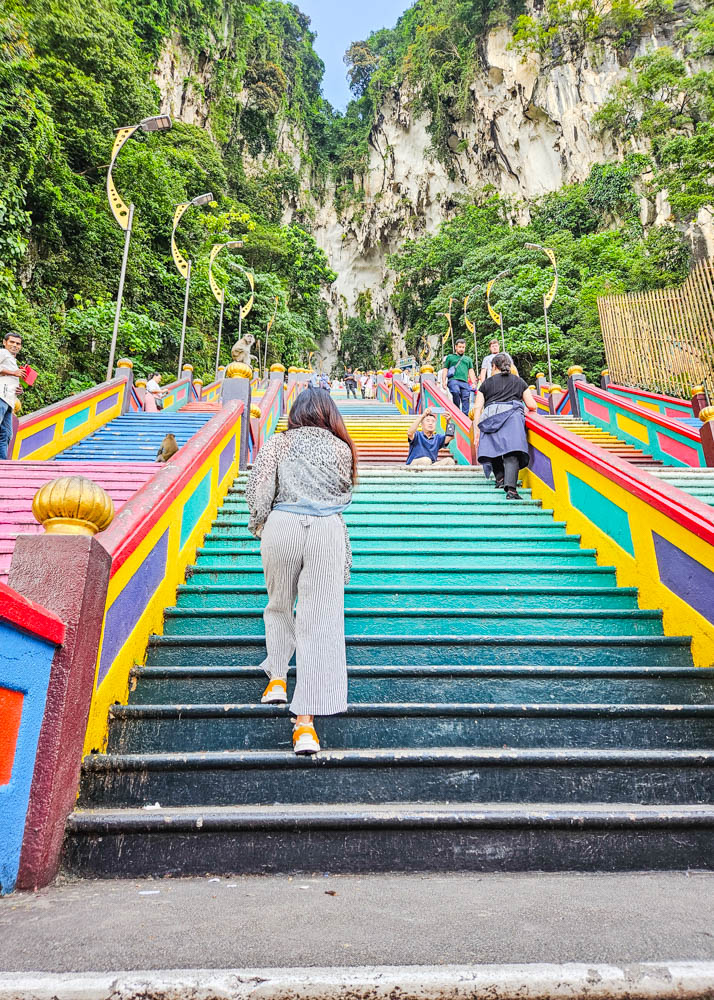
[406,407,456,467]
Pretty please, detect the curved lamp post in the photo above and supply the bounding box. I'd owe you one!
[171,192,214,378]
[525,243,558,384]
[484,269,511,353]
[106,114,172,380]
[208,242,254,380]
[463,288,480,374]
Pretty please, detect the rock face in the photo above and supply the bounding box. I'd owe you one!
[301,21,686,363]
[151,11,702,365]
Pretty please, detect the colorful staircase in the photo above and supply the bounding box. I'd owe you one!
[277,395,414,465]
[64,399,714,875]
[546,416,662,467]
[648,467,714,511]
[0,461,157,585]
[56,412,214,462]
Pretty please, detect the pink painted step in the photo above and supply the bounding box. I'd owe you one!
[0,461,159,585]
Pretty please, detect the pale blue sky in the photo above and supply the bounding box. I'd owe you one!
[297,0,411,110]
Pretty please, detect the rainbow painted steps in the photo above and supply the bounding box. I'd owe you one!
[277,398,414,464]
[57,412,214,462]
[63,465,714,876]
[648,467,714,510]
[546,416,662,466]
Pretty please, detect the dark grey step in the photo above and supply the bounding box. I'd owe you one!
[106,702,714,753]
[128,664,714,706]
[78,747,714,808]
[63,802,714,876]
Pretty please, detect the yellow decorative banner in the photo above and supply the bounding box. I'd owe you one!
[171,203,191,278]
[441,298,454,344]
[107,127,136,230]
[543,247,558,309]
[463,295,475,335]
[485,279,501,327]
[240,270,255,320]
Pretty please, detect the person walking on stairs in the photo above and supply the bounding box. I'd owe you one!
[0,333,26,460]
[472,352,537,499]
[440,338,476,414]
[344,368,358,399]
[245,388,358,755]
[406,407,456,467]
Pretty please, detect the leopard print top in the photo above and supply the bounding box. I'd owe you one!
[245,426,354,581]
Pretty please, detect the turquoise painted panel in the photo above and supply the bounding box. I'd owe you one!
[567,472,635,556]
[62,407,90,434]
[180,471,211,549]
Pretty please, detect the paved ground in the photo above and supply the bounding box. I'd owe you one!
[1,872,714,973]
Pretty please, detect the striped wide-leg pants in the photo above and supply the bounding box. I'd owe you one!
[259,510,348,716]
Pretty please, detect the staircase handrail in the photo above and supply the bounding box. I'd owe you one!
[200,379,222,403]
[249,377,282,456]
[376,373,392,402]
[392,375,415,415]
[574,381,704,467]
[420,381,477,465]
[156,374,194,413]
[607,383,695,417]
[526,412,714,546]
[11,372,131,461]
[525,412,714,667]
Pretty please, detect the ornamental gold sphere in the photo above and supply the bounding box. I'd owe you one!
[135,379,147,389]
[193,378,204,387]
[32,476,115,536]
[287,366,298,374]
[547,385,563,394]
[601,369,610,376]
[420,365,435,375]
[699,406,714,424]
[13,399,22,416]
[250,403,261,418]
[567,365,584,376]
[225,362,252,379]
[182,364,194,373]
[691,385,705,395]
[270,363,286,373]
[536,372,545,379]
[116,358,133,369]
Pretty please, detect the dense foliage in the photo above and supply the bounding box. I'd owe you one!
[0,0,336,408]
[388,164,691,383]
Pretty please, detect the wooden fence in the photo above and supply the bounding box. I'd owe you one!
[598,258,714,400]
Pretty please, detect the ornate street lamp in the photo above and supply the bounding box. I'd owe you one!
[525,243,558,384]
[171,192,214,378]
[105,114,172,380]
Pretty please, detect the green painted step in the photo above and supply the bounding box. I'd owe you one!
[106,702,714,753]
[78,747,714,809]
[146,634,694,667]
[220,499,541,513]
[175,584,641,611]
[207,525,576,541]
[161,607,664,638]
[214,512,559,528]
[62,802,714,877]
[192,553,602,570]
[129,664,714,706]
[199,539,585,555]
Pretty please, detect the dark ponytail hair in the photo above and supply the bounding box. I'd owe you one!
[492,352,513,374]
[287,388,358,484]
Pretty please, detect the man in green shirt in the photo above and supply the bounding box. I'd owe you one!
[440,337,475,414]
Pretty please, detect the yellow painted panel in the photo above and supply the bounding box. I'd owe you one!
[615,412,650,444]
[636,399,661,413]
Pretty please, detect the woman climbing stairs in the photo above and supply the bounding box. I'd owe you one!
[64,456,714,875]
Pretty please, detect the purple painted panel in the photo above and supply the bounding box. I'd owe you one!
[96,391,119,415]
[219,438,235,483]
[18,425,55,458]
[528,445,555,490]
[96,528,169,686]
[653,532,714,626]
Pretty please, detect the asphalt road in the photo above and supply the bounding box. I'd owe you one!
[2,871,714,973]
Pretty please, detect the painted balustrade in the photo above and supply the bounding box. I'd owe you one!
[11,372,132,461]
[392,375,416,415]
[524,414,714,668]
[376,373,393,403]
[575,381,706,467]
[0,585,65,894]
[248,376,283,459]
[606,384,696,421]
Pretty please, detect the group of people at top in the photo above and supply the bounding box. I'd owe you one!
[406,336,537,499]
[312,369,377,399]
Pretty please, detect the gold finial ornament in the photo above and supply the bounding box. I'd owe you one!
[250,403,261,419]
[287,366,298,374]
[193,379,203,387]
[601,369,610,376]
[32,477,115,537]
[547,385,563,394]
[528,385,536,391]
[225,362,252,379]
[536,373,545,380]
[182,364,194,373]
[567,366,584,376]
[699,406,714,424]
[691,385,705,395]
[116,358,133,370]
[270,364,286,373]
[13,400,22,416]
[420,365,435,375]
[135,379,147,388]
